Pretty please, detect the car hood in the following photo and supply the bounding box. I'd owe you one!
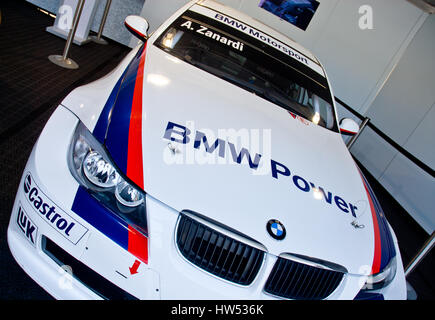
[101,44,382,275]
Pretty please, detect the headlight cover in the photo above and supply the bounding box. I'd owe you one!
[83,151,120,188]
[362,256,397,291]
[69,122,147,233]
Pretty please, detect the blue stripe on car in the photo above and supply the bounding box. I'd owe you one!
[104,45,145,174]
[361,173,396,270]
[93,68,128,143]
[71,186,129,250]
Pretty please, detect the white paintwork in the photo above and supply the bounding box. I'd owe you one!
[60,44,141,132]
[139,44,373,274]
[8,0,406,300]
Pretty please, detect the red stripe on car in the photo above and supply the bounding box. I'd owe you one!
[128,225,148,264]
[361,176,382,274]
[126,43,147,190]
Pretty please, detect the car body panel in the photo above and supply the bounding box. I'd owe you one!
[7,0,406,300]
[109,42,375,275]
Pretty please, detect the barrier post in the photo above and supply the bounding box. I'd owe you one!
[48,0,86,69]
[405,232,434,277]
[347,117,370,149]
[90,0,112,45]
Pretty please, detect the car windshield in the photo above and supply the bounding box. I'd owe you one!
[154,9,338,131]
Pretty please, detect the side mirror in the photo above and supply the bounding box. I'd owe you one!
[339,118,359,136]
[124,15,149,41]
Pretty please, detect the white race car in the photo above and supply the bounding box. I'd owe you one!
[8,0,406,300]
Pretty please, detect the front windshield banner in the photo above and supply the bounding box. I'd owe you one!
[192,4,325,76]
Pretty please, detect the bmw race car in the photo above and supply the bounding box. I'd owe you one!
[8,0,407,300]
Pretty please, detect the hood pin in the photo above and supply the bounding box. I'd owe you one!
[168,142,179,155]
[351,220,365,229]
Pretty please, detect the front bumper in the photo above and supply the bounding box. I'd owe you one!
[7,105,407,300]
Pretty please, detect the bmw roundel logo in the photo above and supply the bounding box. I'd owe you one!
[266,219,286,240]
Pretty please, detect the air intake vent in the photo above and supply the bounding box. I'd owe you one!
[176,213,265,285]
[264,255,345,300]
[42,236,138,300]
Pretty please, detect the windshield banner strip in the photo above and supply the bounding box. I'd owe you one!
[190,5,325,76]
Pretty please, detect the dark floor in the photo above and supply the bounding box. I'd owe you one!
[0,0,433,300]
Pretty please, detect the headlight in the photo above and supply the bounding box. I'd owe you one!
[83,151,120,188]
[115,180,145,207]
[69,122,146,231]
[362,256,397,290]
